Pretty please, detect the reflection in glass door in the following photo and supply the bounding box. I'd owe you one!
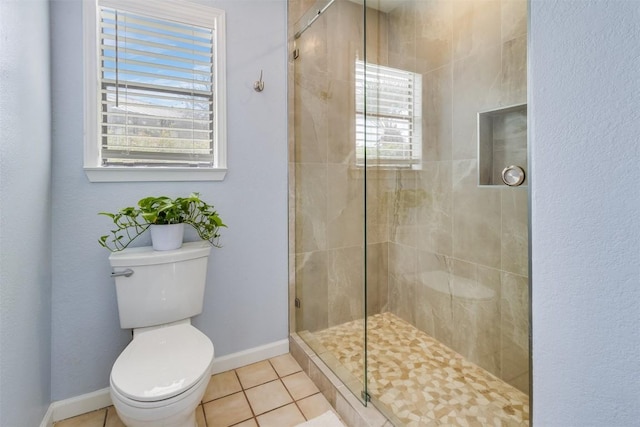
[291,0,369,405]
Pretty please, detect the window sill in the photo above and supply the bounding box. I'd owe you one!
[84,167,227,182]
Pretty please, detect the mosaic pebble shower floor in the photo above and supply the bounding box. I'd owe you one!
[312,312,529,426]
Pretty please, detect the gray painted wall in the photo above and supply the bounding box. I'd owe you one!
[0,0,53,425]
[50,0,288,400]
[530,0,640,424]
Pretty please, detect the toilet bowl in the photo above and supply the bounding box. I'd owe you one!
[108,242,214,427]
[110,323,213,427]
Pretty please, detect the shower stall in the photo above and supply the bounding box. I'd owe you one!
[289,0,529,424]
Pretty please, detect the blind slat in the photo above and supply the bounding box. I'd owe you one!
[100,84,212,98]
[103,138,211,145]
[100,10,213,44]
[102,149,214,163]
[102,98,213,116]
[102,114,212,127]
[100,55,212,78]
[100,29,212,54]
[104,124,212,136]
[101,81,211,98]
[101,67,212,89]
[100,44,212,68]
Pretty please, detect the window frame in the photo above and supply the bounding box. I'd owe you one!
[83,0,227,182]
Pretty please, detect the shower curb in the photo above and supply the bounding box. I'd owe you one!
[289,333,393,427]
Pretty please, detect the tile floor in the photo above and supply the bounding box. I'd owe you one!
[312,312,529,427]
[54,354,339,427]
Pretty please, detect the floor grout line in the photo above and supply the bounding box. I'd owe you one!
[276,366,308,421]
[199,403,208,427]
[236,368,258,425]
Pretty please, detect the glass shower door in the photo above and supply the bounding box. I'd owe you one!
[292,0,369,405]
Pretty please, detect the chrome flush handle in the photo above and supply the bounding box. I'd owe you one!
[110,269,134,278]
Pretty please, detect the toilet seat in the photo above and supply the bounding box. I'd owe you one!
[111,323,214,403]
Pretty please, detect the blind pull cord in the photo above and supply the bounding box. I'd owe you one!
[114,10,119,107]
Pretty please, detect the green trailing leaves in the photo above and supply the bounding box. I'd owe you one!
[98,193,226,252]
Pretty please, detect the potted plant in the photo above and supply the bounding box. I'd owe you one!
[99,193,226,252]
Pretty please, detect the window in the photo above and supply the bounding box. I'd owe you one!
[83,0,226,182]
[355,60,422,168]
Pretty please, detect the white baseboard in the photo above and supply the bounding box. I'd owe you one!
[39,338,289,426]
[211,338,289,374]
[39,387,111,427]
[39,405,55,427]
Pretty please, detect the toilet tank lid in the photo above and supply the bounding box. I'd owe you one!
[111,323,214,402]
[109,241,211,267]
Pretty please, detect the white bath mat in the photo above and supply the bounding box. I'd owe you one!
[295,410,346,427]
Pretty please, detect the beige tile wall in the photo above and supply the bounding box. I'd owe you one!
[291,0,390,334]
[383,0,529,393]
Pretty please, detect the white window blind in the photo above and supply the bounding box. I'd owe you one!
[355,60,422,167]
[99,4,216,166]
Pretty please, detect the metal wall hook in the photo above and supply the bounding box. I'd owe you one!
[253,70,264,92]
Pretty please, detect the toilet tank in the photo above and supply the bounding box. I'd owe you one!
[109,241,212,329]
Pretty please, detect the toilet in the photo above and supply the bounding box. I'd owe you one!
[108,241,215,427]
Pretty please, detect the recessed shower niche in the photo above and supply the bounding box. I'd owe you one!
[478,103,528,186]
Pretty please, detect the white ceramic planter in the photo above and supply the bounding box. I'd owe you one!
[150,223,185,251]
